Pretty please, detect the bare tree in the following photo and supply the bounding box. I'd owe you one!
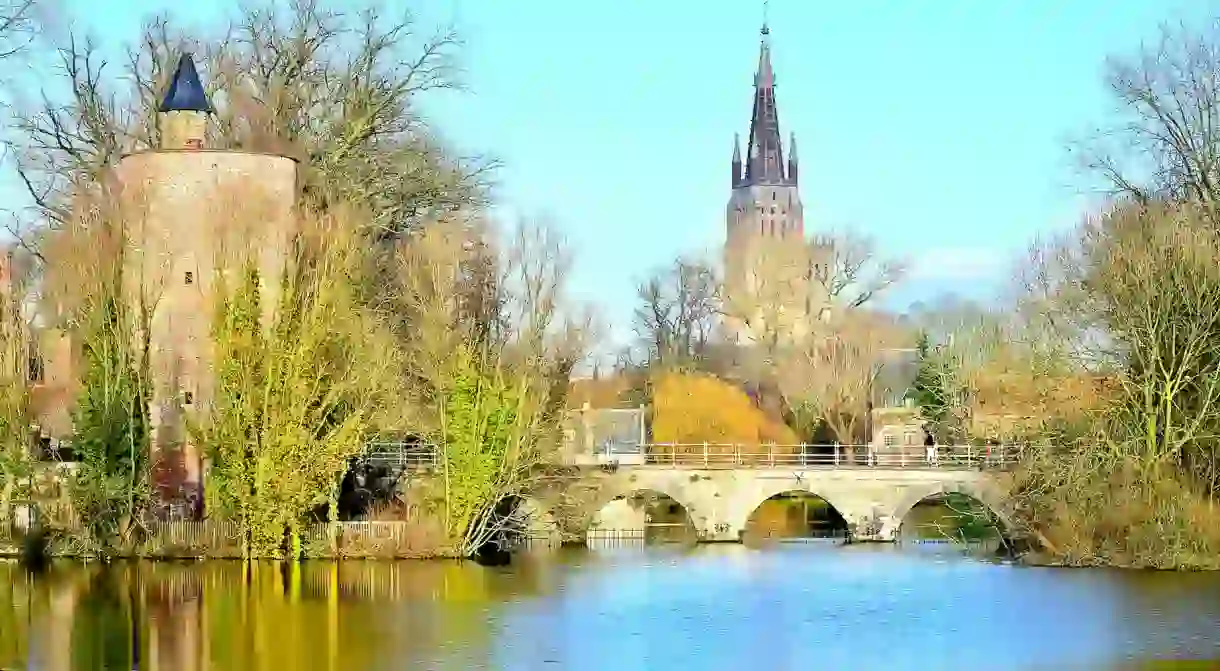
[1078,20,1220,218]
[903,296,1022,439]
[818,230,906,308]
[389,216,593,556]
[1088,206,1220,470]
[722,231,904,355]
[0,246,33,524]
[8,0,492,247]
[0,0,35,60]
[721,238,814,356]
[775,312,905,444]
[1003,202,1220,567]
[631,257,719,369]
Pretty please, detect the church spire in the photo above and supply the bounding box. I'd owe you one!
[742,21,787,186]
[755,20,773,89]
[731,133,742,186]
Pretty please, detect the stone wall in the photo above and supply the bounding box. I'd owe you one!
[115,149,298,491]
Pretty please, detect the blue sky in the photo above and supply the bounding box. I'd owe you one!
[11,0,1219,344]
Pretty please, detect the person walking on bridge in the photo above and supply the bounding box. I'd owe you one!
[924,430,938,466]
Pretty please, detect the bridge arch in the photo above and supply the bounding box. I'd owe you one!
[587,483,700,543]
[880,481,1014,541]
[741,489,848,540]
[724,480,856,540]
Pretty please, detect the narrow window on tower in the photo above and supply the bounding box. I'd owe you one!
[27,343,44,384]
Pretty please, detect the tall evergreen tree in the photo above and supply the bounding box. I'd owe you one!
[907,331,955,439]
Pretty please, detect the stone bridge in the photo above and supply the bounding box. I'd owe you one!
[578,464,1014,543]
[376,439,1020,545]
[540,407,1020,543]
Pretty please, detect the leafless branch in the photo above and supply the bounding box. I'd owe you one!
[631,257,720,368]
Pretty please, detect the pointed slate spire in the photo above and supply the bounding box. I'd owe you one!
[158,53,212,114]
[754,25,774,89]
[743,23,786,185]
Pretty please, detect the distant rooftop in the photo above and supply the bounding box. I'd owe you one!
[874,348,919,408]
[158,53,213,114]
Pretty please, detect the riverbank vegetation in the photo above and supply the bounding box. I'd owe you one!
[1006,20,1220,569]
[0,0,592,560]
[1004,203,1220,569]
[914,22,1220,569]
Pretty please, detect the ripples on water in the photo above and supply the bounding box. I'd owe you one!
[2,544,1220,670]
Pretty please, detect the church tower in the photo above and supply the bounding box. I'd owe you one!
[724,22,824,347]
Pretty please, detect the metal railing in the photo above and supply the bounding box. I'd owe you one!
[633,443,1020,470]
[364,441,1021,472]
[364,442,439,470]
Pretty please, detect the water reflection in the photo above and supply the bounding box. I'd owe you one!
[742,492,848,544]
[2,546,1219,670]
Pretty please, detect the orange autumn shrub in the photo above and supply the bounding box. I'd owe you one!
[650,372,800,464]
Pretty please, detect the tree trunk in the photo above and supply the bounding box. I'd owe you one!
[0,478,14,525]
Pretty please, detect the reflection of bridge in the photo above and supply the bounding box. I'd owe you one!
[369,439,1020,545]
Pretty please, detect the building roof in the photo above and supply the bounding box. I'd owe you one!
[873,348,920,408]
[158,53,213,114]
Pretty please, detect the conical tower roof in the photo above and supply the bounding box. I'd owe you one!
[158,53,213,114]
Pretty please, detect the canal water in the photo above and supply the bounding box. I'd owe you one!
[2,543,1220,670]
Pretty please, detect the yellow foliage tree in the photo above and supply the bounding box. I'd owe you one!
[650,372,799,464]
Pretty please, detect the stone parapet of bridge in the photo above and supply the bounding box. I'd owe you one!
[588,465,1014,543]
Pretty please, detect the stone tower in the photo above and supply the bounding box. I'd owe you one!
[0,247,18,384]
[115,54,298,505]
[0,247,12,314]
[724,23,829,347]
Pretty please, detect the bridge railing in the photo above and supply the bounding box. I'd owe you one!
[636,443,1021,470]
[363,440,1021,471]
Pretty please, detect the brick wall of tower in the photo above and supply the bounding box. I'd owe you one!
[723,184,830,346]
[0,247,11,302]
[115,149,298,499]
